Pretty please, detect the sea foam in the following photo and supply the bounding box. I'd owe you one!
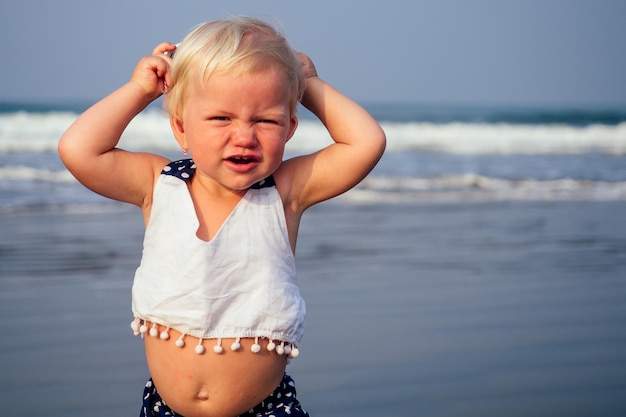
[1,110,625,155]
[2,107,625,208]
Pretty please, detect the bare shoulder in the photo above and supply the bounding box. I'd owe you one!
[126,152,172,208]
[62,147,170,209]
[273,155,314,212]
[273,158,312,251]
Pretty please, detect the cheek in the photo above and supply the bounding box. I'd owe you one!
[267,146,285,162]
[260,128,288,150]
[264,139,287,166]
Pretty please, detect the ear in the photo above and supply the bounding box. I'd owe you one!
[285,115,298,143]
[170,115,188,150]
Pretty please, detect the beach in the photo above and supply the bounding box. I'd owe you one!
[1,199,625,417]
[2,99,626,415]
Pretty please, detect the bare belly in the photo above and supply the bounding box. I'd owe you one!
[143,323,288,417]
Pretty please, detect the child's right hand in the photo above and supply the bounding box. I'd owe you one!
[129,42,177,101]
[59,42,175,210]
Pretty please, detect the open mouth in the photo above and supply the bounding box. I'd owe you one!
[227,156,258,165]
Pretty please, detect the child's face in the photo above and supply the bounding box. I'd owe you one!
[171,67,298,192]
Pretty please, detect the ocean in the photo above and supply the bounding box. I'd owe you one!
[1,101,626,211]
[1,101,625,416]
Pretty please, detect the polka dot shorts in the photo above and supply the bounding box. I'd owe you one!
[140,373,310,417]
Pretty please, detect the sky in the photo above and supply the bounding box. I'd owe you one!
[1,0,625,107]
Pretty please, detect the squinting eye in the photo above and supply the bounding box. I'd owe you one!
[258,119,278,124]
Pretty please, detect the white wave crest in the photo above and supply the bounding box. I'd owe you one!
[379,121,626,155]
[0,165,76,183]
[2,110,625,155]
[0,111,78,152]
[345,175,626,203]
[3,163,625,206]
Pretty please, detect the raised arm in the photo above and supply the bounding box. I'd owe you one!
[281,53,386,210]
[58,43,176,208]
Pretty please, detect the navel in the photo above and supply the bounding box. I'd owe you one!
[196,389,209,401]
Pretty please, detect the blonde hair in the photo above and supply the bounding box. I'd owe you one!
[164,17,304,120]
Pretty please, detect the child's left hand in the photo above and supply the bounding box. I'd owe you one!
[296,52,318,79]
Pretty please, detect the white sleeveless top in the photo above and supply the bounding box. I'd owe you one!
[131,160,305,356]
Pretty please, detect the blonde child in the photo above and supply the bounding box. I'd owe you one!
[59,17,385,417]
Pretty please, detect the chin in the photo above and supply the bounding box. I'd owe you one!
[229,179,260,191]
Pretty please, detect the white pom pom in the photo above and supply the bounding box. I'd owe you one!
[276,342,285,355]
[139,324,148,334]
[130,320,140,332]
[250,337,261,353]
[231,341,241,351]
[267,340,276,352]
[160,330,170,340]
[284,344,292,355]
[289,347,300,358]
[149,327,158,337]
[213,338,224,354]
[175,336,185,348]
[195,344,205,354]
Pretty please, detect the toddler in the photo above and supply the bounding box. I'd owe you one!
[59,17,385,417]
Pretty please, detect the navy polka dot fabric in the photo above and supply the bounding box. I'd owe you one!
[162,159,274,189]
[140,373,310,417]
[161,159,196,181]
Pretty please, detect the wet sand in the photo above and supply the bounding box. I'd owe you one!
[1,201,625,416]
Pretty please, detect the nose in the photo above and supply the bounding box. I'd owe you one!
[231,124,258,148]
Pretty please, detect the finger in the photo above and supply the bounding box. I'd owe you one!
[152,42,176,56]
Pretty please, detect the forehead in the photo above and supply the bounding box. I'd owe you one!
[187,67,292,111]
[199,66,289,96]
